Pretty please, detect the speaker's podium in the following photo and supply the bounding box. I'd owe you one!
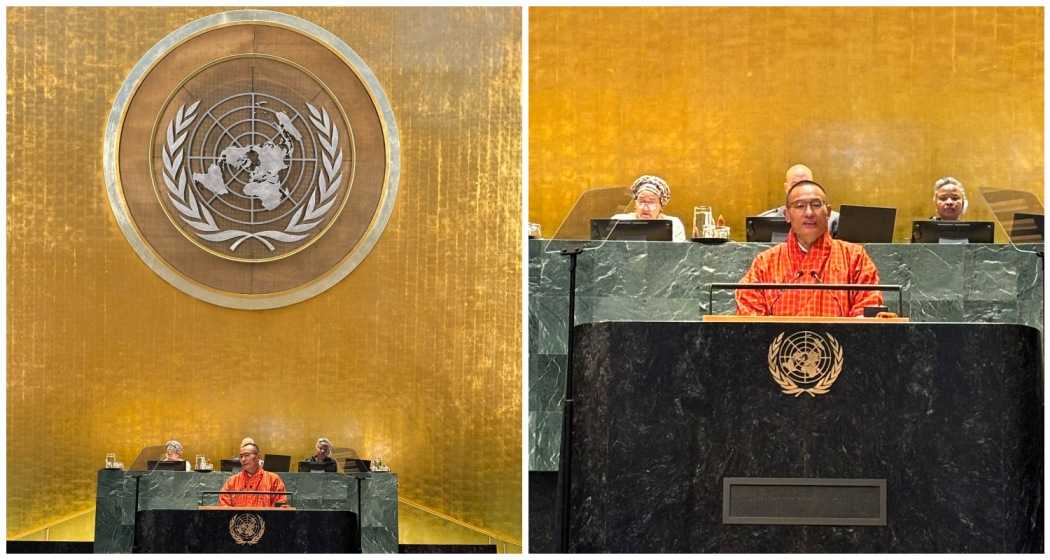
[135,506,358,553]
[94,470,398,553]
[566,317,1042,553]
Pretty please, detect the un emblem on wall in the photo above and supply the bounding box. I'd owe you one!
[105,10,399,308]
[767,331,844,397]
[160,83,349,260]
[228,513,266,545]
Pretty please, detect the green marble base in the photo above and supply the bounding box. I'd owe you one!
[528,240,1044,470]
[93,469,398,553]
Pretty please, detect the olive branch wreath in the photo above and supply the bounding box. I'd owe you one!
[767,332,845,398]
[161,101,343,253]
[229,513,265,545]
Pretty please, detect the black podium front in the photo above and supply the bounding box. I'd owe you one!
[567,320,1043,553]
[134,508,359,553]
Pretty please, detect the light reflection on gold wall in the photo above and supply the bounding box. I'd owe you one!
[530,7,1042,241]
[7,7,521,544]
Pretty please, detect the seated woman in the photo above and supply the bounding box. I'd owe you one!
[931,176,968,220]
[611,175,687,241]
[162,440,192,471]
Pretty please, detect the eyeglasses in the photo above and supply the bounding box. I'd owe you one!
[788,199,826,212]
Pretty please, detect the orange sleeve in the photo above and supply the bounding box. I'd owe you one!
[270,474,289,508]
[846,247,884,317]
[735,255,770,316]
[218,476,235,507]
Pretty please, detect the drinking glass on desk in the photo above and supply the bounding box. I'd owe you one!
[694,206,714,237]
[195,455,205,470]
[105,453,117,469]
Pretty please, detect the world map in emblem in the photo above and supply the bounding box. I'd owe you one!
[105,11,399,308]
[157,72,354,261]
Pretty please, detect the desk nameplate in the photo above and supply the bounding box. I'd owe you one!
[723,477,887,526]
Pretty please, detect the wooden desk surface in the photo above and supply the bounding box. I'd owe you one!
[198,506,296,510]
[702,315,910,323]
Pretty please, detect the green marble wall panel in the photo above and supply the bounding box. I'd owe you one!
[93,470,397,552]
[528,239,1044,470]
[361,472,399,553]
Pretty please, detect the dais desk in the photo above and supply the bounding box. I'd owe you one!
[94,470,397,553]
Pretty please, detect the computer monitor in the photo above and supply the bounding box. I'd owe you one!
[344,458,372,473]
[1009,213,1044,243]
[836,205,896,243]
[745,216,790,242]
[220,459,241,473]
[911,221,994,244]
[589,219,673,241]
[262,454,291,473]
[298,460,338,473]
[146,460,187,472]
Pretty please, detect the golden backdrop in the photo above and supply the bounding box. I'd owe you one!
[530,7,1043,241]
[7,7,521,545]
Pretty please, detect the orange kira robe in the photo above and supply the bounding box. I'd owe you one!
[218,467,288,508]
[735,231,883,317]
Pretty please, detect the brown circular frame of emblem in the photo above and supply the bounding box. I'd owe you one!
[104,10,400,309]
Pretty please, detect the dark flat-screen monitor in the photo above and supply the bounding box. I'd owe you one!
[344,458,372,473]
[262,454,291,473]
[146,460,187,472]
[220,459,241,473]
[590,219,673,241]
[298,460,338,473]
[1009,213,1044,243]
[911,220,994,244]
[746,216,790,242]
[836,205,896,243]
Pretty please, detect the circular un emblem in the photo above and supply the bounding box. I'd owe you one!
[104,10,399,309]
[228,513,266,545]
[767,331,844,397]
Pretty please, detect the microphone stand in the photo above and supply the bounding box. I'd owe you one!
[554,245,582,553]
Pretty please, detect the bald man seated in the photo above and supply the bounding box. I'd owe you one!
[758,164,840,235]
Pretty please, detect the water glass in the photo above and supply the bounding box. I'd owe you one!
[693,206,714,237]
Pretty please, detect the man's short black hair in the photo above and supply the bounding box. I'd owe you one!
[785,179,828,204]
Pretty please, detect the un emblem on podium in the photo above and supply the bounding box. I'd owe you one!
[228,513,266,545]
[767,331,844,397]
[105,10,400,309]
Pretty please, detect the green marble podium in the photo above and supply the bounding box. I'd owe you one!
[529,240,1044,471]
[93,469,398,553]
[528,239,1044,551]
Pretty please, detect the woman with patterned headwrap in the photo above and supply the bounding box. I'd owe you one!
[610,175,687,242]
[162,439,192,471]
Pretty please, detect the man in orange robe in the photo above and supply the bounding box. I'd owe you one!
[736,180,883,317]
[219,442,288,508]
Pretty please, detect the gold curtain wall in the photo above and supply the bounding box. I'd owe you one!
[529,7,1043,241]
[7,7,521,544]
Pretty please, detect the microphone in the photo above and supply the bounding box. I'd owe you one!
[770,270,807,307]
[783,270,805,284]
